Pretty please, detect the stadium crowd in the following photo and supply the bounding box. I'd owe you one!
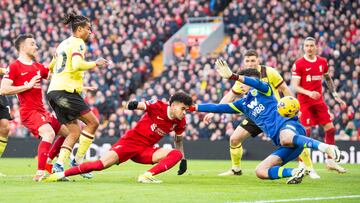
[0,0,359,142]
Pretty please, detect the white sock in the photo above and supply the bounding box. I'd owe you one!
[318,143,329,153]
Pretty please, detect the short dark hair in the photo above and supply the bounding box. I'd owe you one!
[63,12,90,32]
[238,68,260,78]
[169,91,193,106]
[244,49,259,58]
[14,34,34,51]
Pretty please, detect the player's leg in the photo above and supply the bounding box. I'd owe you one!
[0,118,10,158]
[323,122,346,173]
[316,102,346,173]
[74,111,99,165]
[297,104,318,176]
[44,150,119,182]
[279,121,341,162]
[255,147,305,184]
[133,147,182,183]
[47,125,68,163]
[220,118,260,176]
[46,115,68,172]
[54,121,81,171]
[34,123,57,181]
[43,139,135,182]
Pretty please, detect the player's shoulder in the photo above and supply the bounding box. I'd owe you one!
[263,65,279,74]
[294,56,306,65]
[33,62,46,68]
[316,56,328,63]
[9,60,21,68]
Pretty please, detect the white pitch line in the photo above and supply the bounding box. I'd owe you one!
[230,195,360,203]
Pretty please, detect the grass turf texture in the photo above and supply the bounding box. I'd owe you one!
[0,159,359,203]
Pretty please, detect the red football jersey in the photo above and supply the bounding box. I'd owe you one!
[291,56,329,104]
[4,60,49,112]
[124,100,186,146]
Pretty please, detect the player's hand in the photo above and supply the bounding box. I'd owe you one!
[215,58,234,79]
[83,86,98,91]
[26,75,41,89]
[334,95,347,110]
[308,91,321,100]
[177,159,187,175]
[95,58,108,67]
[203,113,214,124]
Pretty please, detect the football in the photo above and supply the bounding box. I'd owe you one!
[277,96,300,118]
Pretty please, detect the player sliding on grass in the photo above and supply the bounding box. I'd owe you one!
[43,92,191,183]
[190,59,341,184]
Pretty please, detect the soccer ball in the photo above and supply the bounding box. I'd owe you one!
[277,96,300,118]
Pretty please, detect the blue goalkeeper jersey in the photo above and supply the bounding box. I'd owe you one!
[197,77,300,146]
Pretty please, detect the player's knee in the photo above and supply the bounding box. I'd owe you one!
[41,130,56,142]
[170,149,183,161]
[0,123,10,136]
[255,166,268,179]
[89,118,100,130]
[279,134,293,146]
[229,136,241,147]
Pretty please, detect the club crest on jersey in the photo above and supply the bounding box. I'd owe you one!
[79,44,84,52]
[319,65,322,72]
[250,89,258,96]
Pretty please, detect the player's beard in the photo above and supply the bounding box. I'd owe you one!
[27,53,36,61]
[84,35,91,43]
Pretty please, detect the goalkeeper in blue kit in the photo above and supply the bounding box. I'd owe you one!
[190,59,341,184]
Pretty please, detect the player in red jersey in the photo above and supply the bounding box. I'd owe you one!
[0,34,69,181]
[291,37,346,174]
[43,92,192,183]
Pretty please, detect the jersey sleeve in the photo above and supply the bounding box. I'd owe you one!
[72,40,86,59]
[38,63,49,79]
[266,67,284,88]
[3,63,18,82]
[231,81,243,95]
[174,119,186,135]
[291,62,302,78]
[144,99,159,113]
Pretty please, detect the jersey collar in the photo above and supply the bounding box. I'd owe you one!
[304,55,317,62]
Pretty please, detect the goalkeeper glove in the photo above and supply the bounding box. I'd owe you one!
[215,58,239,80]
[177,159,187,175]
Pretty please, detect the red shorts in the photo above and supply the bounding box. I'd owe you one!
[110,131,160,164]
[21,110,61,138]
[299,101,332,127]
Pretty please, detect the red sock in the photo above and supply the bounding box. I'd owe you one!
[148,150,183,175]
[65,160,104,177]
[325,128,335,145]
[37,141,52,170]
[306,128,311,137]
[48,136,66,160]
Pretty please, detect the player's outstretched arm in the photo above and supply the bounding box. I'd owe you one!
[72,55,108,71]
[190,103,242,114]
[126,101,146,110]
[174,135,187,175]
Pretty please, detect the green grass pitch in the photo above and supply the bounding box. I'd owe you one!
[0,158,359,203]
